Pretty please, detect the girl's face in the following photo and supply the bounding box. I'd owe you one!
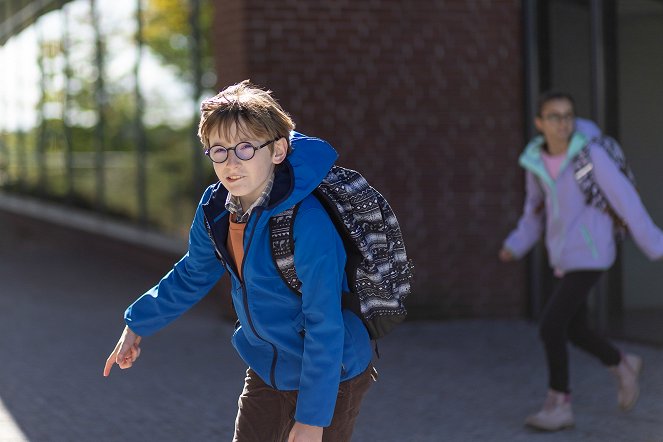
[208,123,287,209]
[535,98,576,146]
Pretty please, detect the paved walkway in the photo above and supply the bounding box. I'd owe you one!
[1,211,662,441]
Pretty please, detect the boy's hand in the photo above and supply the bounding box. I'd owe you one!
[498,248,515,262]
[287,422,323,442]
[103,326,142,377]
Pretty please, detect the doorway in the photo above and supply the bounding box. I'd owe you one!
[529,0,663,344]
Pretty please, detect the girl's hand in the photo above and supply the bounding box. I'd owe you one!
[498,248,515,262]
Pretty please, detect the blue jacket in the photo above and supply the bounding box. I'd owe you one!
[124,132,372,426]
[504,119,663,273]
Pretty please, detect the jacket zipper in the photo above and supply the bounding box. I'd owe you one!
[580,225,599,260]
[206,207,279,388]
[240,208,280,389]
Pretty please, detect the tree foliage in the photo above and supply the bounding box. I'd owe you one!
[143,0,213,80]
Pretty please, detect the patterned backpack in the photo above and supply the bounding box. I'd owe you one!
[269,165,414,340]
[572,135,636,239]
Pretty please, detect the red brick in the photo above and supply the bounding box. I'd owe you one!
[211,0,527,318]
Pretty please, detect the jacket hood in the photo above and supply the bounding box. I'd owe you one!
[268,131,338,214]
[575,117,602,139]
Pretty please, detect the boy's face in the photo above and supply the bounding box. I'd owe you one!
[535,98,575,146]
[208,123,287,209]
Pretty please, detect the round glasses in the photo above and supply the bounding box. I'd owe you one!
[204,137,279,164]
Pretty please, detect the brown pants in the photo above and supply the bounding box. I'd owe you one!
[233,364,377,442]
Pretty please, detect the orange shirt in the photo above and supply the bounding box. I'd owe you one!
[227,216,246,280]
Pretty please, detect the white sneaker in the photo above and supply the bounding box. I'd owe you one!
[610,353,643,411]
[525,390,574,431]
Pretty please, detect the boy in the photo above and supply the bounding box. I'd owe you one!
[104,80,375,442]
[499,91,663,431]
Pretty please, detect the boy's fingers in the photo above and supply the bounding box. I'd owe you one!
[103,333,142,376]
[103,355,116,377]
[132,345,141,362]
[129,336,142,362]
[103,339,126,377]
[117,355,134,370]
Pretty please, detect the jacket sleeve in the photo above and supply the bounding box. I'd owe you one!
[124,189,225,336]
[591,146,663,260]
[503,171,546,259]
[291,204,346,427]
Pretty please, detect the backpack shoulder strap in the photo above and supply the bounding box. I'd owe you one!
[269,204,302,294]
[572,140,629,238]
[572,144,600,206]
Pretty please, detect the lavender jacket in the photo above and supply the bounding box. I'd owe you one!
[503,118,663,274]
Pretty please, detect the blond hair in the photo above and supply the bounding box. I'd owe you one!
[198,80,295,151]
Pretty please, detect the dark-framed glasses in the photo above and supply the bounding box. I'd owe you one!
[542,113,575,123]
[205,137,279,164]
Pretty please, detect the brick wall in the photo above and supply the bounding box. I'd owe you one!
[211,0,528,318]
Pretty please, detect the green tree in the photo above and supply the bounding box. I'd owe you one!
[144,0,214,82]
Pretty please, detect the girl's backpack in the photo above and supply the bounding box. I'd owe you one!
[572,135,637,239]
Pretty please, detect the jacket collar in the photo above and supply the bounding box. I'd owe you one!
[518,131,588,187]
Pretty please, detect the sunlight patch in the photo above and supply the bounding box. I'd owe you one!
[0,397,28,442]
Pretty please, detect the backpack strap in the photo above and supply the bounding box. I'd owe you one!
[572,141,628,238]
[269,205,302,293]
[573,145,605,208]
